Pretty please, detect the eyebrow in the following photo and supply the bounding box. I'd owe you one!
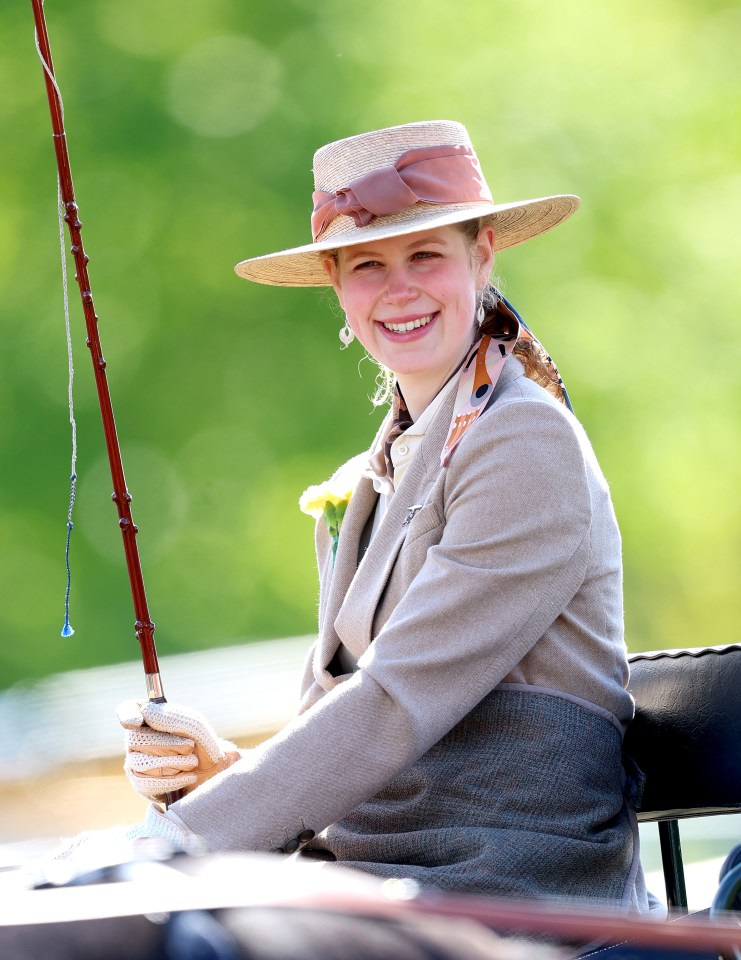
[407,235,448,249]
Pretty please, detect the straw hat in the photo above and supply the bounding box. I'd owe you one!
[235,120,580,287]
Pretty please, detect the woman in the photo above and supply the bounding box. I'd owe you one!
[119,121,652,910]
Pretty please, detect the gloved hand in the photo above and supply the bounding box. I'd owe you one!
[49,803,204,875]
[126,803,202,849]
[118,699,241,802]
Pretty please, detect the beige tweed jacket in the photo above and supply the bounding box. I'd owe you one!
[175,356,635,862]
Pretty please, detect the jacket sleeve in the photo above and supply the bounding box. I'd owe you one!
[172,397,593,852]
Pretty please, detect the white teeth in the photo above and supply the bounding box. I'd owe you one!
[383,314,433,333]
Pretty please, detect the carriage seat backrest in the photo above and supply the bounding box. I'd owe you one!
[624,644,741,822]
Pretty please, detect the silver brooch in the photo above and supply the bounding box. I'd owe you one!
[402,504,424,527]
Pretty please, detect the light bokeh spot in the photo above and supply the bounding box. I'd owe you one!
[165,36,283,138]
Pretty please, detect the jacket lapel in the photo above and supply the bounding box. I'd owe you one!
[334,382,457,659]
[312,437,385,687]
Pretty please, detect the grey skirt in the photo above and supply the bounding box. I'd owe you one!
[302,688,648,909]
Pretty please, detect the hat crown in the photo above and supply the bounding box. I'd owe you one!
[313,120,478,194]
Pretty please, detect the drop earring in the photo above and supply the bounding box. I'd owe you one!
[476,295,485,326]
[339,319,355,348]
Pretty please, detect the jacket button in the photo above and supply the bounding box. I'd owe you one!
[271,846,285,854]
[297,829,315,843]
[283,838,300,854]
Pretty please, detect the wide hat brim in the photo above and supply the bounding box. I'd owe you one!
[234,194,580,288]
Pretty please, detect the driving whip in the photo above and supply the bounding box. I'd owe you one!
[30,0,182,803]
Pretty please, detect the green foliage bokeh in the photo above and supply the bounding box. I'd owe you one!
[1,0,739,688]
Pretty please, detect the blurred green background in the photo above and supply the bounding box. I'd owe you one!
[1,0,739,689]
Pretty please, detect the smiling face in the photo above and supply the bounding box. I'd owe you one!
[324,224,495,417]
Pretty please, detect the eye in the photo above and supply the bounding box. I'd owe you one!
[411,250,440,262]
[353,259,380,272]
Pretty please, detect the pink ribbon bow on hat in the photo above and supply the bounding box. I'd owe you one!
[311,144,493,241]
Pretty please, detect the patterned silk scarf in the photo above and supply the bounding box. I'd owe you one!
[441,306,519,467]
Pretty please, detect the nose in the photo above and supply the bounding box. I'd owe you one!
[383,265,417,306]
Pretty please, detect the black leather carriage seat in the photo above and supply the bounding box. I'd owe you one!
[624,644,741,908]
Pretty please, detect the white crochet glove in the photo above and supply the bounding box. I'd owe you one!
[49,804,204,874]
[118,699,240,802]
[125,803,203,851]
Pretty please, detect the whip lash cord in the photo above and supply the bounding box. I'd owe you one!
[59,180,77,638]
[36,28,77,638]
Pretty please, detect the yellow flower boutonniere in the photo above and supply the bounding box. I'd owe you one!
[299,470,355,561]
